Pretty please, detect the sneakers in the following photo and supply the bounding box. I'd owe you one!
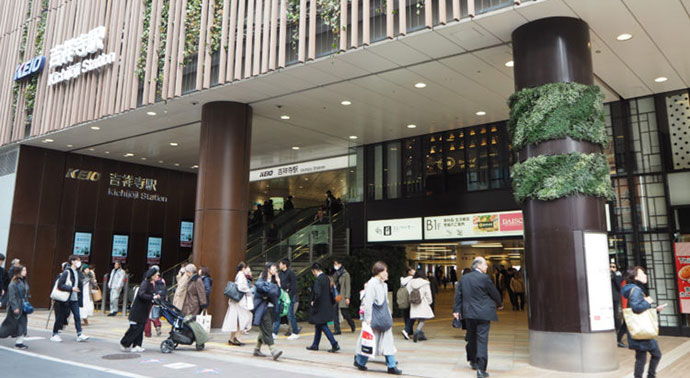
[50,335,63,342]
[387,367,403,375]
[271,349,283,360]
[155,326,162,337]
[76,334,90,342]
[401,330,409,340]
[107,312,117,317]
[354,359,368,371]
[120,344,131,352]
[272,333,278,340]
[253,349,266,357]
[287,333,300,340]
[131,346,145,353]
[14,344,28,350]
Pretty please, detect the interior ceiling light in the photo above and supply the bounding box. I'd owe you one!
[616,33,632,41]
[476,111,486,116]
[124,153,134,157]
[407,124,417,129]
[504,247,524,250]
[169,142,179,146]
[146,111,156,116]
[505,60,514,67]
[174,163,180,166]
[471,243,503,248]
[90,126,100,130]
[191,165,199,169]
[66,144,73,148]
[42,138,54,143]
[654,76,668,83]
[88,148,95,151]
[158,160,164,163]
[349,136,358,140]
[140,157,147,161]
[414,82,427,88]
[104,151,110,154]
[280,115,290,120]
[292,146,300,150]
[341,100,352,106]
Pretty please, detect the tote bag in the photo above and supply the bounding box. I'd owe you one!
[197,310,212,333]
[371,297,393,332]
[50,272,71,302]
[623,287,659,340]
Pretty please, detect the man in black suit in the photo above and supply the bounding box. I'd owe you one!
[454,257,503,378]
[306,263,340,353]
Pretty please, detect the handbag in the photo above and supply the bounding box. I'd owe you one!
[91,286,102,302]
[21,287,34,315]
[149,305,161,320]
[370,296,393,332]
[223,281,245,302]
[197,310,212,333]
[50,273,70,302]
[623,287,659,340]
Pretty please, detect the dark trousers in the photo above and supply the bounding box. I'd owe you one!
[120,322,145,347]
[634,347,662,378]
[310,323,338,348]
[402,308,412,334]
[466,319,491,372]
[333,306,355,333]
[53,300,82,335]
[514,293,525,310]
[258,309,275,346]
[507,288,517,309]
[617,321,628,343]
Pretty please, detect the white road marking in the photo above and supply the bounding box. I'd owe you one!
[163,362,196,369]
[0,345,149,378]
[22,336,45,341]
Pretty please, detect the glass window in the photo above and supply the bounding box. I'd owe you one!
[445,129,466,192]
[386,142,401,199]
[629,97,662,174]
[347,147,364,202]
[403,137,423,197]
[467,126,490,191]
[424,133,444,194]
[374,144,384,200]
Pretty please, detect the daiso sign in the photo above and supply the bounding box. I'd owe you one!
[499,212,523,232]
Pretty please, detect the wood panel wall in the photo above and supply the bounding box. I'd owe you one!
[0,0,488,146]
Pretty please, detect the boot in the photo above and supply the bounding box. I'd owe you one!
[253,348,266,357]
[155,326,162,336]
[271,349,283,360]
[418,331,428,341]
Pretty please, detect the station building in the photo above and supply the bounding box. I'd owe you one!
[1,0,689,372]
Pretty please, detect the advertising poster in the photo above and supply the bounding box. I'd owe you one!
[147,237,162,265]
[180,221,194,248]
[584,232,615,331]
[111,234,129,263]
[424,211,523,240]
[73,232,92,262]
[675,242,690,314]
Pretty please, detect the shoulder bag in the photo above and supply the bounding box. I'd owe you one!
[50,272,71,302]
[371,296,393,332]
[622,287,659,340]
[21,286,34,315]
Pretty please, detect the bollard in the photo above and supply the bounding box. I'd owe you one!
[102,273,108,314]
[122,275,129,316]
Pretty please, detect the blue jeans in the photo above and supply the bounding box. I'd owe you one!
[356,353,397,369]
[273,301,300,334]
[310,323,338,348]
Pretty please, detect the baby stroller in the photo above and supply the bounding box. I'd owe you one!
[154,298,208,353]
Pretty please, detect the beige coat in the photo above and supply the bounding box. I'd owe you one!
[408,278,434,320]
[172,272,189,310]
[221,272,254,332]
[182,275,207,316]
[356,276,396,356]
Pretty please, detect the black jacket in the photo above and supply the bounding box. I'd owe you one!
[0,278,29,338]
[453,270,502,321]
[309,273,334,325]
[129,279,154,324]
[279,269,298,300]
[610,271,622,303]
[57,267,84,307]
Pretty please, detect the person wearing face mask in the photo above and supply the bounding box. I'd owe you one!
[222,262,255,346]
[51,255,89,343]
[333,259,355,334]
[622,266,666,378]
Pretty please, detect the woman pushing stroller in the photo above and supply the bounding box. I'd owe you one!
[120,268,160,352]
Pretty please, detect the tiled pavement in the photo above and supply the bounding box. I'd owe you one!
[16,288,690,377]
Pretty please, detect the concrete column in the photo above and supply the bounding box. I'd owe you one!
[193,102,252,327]
[512,17,618,372]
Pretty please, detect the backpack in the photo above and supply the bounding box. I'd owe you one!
[396,287,410,309]
[409,287,422,305]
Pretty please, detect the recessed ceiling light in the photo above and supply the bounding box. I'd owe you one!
[90,126,100,130]
[169,142,179,146]
[292,146,300,150]
[414,82,427,88]
[616,33,632,41]
[341,100,351,106]
[191,165,199,169]
[104,151,110,154]
[88,148,95,151]
[299,186,303,189]
[42,138,54,143]
[280,115,290,120]
[476,111,486,116]
[146,111,156,116]
[124,153,134,157]
[349,136,358,140]
[141,157,147,161]
[505,60,514,67]
[66,144,73,148]
[654,76,668,83]
[158,160,164,163]
[174,163,180,167]
[407,124,417,129]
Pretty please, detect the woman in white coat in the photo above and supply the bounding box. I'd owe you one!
[407,270,434,342]
[222,262,254,346]
[80,265,97,325]
[354,261,402,375]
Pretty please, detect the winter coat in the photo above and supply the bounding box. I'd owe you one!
[356,276,396,356]
[622,283,660,352]
[57,267,84,307]
[454,270,502,321]
[510,276,525,294]
[172,272,189,310]
[0,278,29,338]
[279,269,298,301]
[182,274,208,316]
[108,268,125,290]
[222,271,254,332]
[129,279,155,324]
[309,273,334,324]
[335,268,352,309]
[201,275,213,304]
[252,277,280,327]
[408,278,434,320]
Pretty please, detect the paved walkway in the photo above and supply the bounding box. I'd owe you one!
[11,287,690,377]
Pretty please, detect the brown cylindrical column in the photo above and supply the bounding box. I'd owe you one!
[512,17,617,372]
[193,102,252,328]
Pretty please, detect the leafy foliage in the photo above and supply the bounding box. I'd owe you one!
[511,153,615,203]
[508,82,608,150]
[156,0,171,96]
[184,0,202,64]
[209,0,224,54]
[135,0,153,80]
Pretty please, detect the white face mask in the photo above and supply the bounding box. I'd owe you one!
[334,265,339,271]
[75,261,82,269]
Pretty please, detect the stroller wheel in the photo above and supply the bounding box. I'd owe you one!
[161,339,175,354]
[195,343,205,351]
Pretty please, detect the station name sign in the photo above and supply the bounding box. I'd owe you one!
[14,56,46,81]
[249,155,349,182]
[48,26,116,86]
[64,168,167,203]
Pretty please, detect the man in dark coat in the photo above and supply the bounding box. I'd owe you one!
[120,268,160,352]
[276,259,301,338]
[51,255,89,343]
[306,263,340,353]
[453,257,503,378]
[427,270,439,311]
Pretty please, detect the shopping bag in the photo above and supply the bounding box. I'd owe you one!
[623,308,658,340]
[91,287,102,302]
[197,310,212,333]
[359,323,376,358]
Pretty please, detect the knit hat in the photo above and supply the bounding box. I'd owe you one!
[145,267,158,280]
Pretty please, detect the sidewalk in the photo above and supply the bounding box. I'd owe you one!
[22,289,690,377]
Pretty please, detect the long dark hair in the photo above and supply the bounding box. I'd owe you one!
[260,262,277,283]
[11,264,25,282]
